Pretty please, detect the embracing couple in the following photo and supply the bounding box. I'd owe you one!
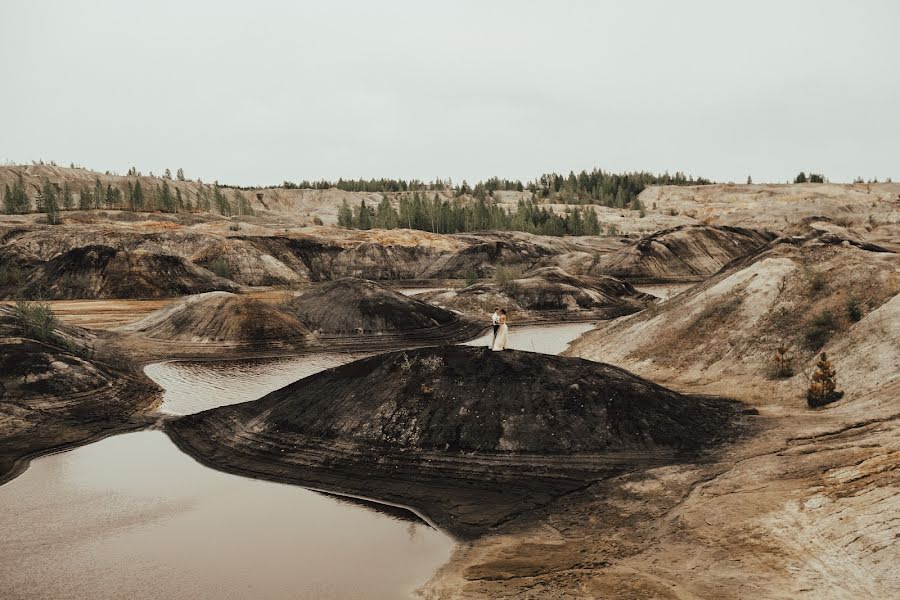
[490,307,509,351]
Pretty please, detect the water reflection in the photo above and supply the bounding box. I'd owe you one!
[0,431,453,600]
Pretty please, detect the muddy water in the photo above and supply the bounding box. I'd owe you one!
[0,431,452,600]
[0,324,592,600]
[633,282,695,300]
[145,353,367,415]
[464,321,596,355]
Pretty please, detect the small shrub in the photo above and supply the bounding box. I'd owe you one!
[804,267,826,294]
[206,257,232,279]
[803,310,836,350]
[14,299,58,343]
[463,263,478,287]
[312,216,324,226]
[229,222,241,231]
[846,296,862,322]
[693,293,742,328]
[494,265,524,295]
[807,352,844,408]
[0,261,22,287]
[769,343,794,378]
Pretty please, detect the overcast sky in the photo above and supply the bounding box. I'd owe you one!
[1,0,898,185]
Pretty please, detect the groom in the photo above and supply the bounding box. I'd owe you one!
[490,307,500,347]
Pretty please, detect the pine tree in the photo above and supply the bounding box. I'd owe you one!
[132,180,145,211]
[164,168,172,179]
[354,200,372,229]
[794,171,808,184]
[176,168,185,181]
[93,178,103,210]
[62,181,73,210]
[806,352,844,407]
[337,199,353,227]
[42,181,60,224]
[160,181,175,212]
[3,184,13,214]
[213,185,232,216]
[176,188,184,212]
[79,187,92,210]
[746,175,753,184]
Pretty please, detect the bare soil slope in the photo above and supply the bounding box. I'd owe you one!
[598,224,776,282]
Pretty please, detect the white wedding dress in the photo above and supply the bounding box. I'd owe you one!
[492,323,509,351]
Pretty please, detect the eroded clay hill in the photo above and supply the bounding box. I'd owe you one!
[116,292,314,356]
[0,220,616,298]
[168,346,743,538]
[569,231,899,403]
[0,305,158,482]
[287,277,464,335]
[0,244,240,300]
[598,224,776,282]
[422,266,653,322]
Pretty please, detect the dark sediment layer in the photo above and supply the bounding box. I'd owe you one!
[167,346,744,538]
[0,306,159,483]
[599,225,776,282]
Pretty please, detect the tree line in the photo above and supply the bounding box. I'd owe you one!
[338,193,613,236]
[3,174,253,220]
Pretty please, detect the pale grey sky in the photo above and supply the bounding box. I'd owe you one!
[1,0,898,185]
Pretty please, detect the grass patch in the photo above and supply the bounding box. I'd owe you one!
[692,293,742,328]
[804,266,827,294]
[14,299,59,343]
[803,310,837,350]
[206,257,232,280]
[494,265,524,295]
[0,261,22,288]
[846,296,862,322]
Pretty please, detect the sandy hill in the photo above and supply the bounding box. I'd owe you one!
[598,224,776,282]
[120,291,314,347]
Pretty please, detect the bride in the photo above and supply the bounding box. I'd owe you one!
[492,309,509,351]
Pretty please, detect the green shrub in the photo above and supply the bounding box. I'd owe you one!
[229,222,241,231]
[803,310,836,350]
[463,263,478,287]
[494,265,524,295]
[804,267,826,294]
[206,257,232,279]
[846,296,862,322]
[0,261,22,287]
[14,299,58,343]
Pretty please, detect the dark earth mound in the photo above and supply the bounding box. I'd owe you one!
[0,305,159,483]
[288,277,459,334]
[168,346,744,538]
[599,225,776,282]
[120,292,314,350]
[1,244,240,300]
